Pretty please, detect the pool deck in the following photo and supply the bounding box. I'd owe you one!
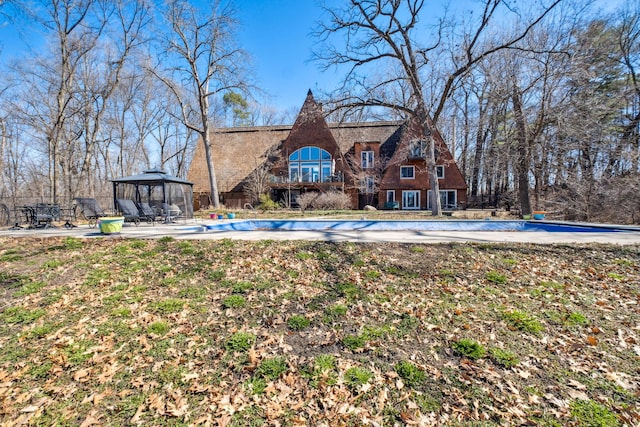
[2,219,640,245]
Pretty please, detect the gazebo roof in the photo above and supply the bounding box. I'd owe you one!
[111,168,193,186]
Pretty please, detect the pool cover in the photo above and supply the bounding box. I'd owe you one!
[203,220,628,233]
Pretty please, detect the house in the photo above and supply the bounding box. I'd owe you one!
[187,90,467,211]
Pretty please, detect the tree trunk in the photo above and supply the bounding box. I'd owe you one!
[511,81,532,216]
[201,124,220,209]
[426,129,441,216]
[0,119,5,198]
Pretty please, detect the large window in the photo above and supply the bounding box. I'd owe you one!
[289,146,333,183]
[361,151,374,169]
[402,190,420,209]
[428,190,457,210]
[400,166,415,179]
[409,139,427,158]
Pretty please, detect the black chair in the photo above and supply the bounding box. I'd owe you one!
[27,204,55,229]
[136,201,159,224]
[73,197,108,228]
[115,199,141,225]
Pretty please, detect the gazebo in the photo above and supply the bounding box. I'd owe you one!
[111,168,194,219]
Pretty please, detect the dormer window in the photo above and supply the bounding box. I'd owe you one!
[408,139,427,159]
[361,151,374,169]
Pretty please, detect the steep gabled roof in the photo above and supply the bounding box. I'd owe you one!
[187,113,402,194]
[281,90,341,156]
[187,125,290,194]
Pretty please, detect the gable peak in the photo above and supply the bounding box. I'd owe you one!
[301,89,321,112]
[291,90,324,127]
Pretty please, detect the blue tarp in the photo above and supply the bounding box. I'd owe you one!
[203,220,626,233]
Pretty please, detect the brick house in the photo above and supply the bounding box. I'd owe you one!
[187,90,467,210]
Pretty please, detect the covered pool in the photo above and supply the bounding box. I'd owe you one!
[202,219,638,233]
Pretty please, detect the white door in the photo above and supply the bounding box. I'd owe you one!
[402,190,420,209]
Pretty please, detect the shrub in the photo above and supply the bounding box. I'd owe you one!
[287,315,311,331]
[395,361,426,387]
[258,193,279,210]
[489,348,519,368]
[502,310,544,334]
[225,331,256,352]
[569,399,619,427]
[222,295,246,309]
[344,366,372,389]
[296,192,318,212]
[297,191,352,211]
[313,191,352,210]
[256,356,288,381]
[452,338,486,360]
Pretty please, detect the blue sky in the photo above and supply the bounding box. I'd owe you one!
[232,0,621,111]
[0,0,335,112]
[234,0,336,111]
[0,0,625,113]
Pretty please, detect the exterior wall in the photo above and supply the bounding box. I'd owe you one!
[351,142,381,208]
[378,118,467,210]
[186,92,468,212]
[379,164,468,210]
[221,192,245,209]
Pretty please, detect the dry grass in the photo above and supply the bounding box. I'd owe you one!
[0,236,638,426]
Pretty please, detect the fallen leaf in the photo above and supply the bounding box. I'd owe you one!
[79,412,101,427]
[73,368,91,382]
[567,379,587,390]
[567,389,589,400]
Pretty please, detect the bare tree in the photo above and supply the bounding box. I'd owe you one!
[345,150,389,208]
[243,146,281,206]
[315,0,561,215]
[152,0,250,209]
[23,0,107,203]
[7,0,148,204]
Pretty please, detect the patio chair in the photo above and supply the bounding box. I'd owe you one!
[73,197,108,228]
[136,201,160,224]
[27,203,55,229]
[115,199,141,226]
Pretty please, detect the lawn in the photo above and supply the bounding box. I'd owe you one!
[0,236,638,426]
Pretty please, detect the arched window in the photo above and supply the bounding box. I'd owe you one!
[289,146,333,183]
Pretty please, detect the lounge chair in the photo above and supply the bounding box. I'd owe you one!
[136,201,159,224]
[115,199,141,225]
[73,197,109,228]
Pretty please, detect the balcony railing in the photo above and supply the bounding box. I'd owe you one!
[270,173,344,184]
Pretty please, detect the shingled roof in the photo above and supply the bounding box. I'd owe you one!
[187,92,402,194]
